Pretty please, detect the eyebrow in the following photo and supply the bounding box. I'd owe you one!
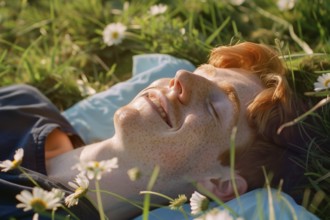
[217,83,241,127]
[195,64,216,76]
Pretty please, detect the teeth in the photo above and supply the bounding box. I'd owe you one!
[150,96,167,119]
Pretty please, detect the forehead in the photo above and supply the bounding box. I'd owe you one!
[194,64,264,93]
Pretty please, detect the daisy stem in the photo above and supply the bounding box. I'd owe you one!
[91,189,143,210]
[38,211,75,220]
[85,194,99,210]
[179,207,189,220]
[140,191,173,201]
[60,205,80,220]
[18,166,40,187]
[95,180,106,220]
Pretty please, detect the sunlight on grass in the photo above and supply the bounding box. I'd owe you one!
[0,0,329,219]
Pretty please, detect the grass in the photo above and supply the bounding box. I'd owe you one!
[0,0,329,219]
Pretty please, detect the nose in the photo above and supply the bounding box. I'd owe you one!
[169,70,193,105]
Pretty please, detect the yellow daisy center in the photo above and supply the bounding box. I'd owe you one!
[200,198,209,212]
[87,161,100,171]
[94,161,100,167]
[111,32,119,39]
[324,79,330,88]
[31,198,47,212]
[12,159,21,169]
[74,187,87,198]
[169,194,187,209]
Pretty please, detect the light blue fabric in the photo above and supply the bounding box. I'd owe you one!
[134,188,319,220]
[62,54,195,143]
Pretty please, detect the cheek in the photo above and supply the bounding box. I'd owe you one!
[235,118,256,148]
[114,108,230,177]
[114,104,164,142]
[158,116,227,172]
[182,114,230,150]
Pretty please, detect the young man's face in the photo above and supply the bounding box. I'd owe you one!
[113,65,264,179]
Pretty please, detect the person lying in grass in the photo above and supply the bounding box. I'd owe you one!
[0,42,317,219]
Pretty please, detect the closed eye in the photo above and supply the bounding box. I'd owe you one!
[208,101,220,120]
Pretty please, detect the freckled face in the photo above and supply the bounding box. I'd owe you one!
[113,65,264,178]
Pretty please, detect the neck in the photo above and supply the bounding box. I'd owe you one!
[47,136,193,219]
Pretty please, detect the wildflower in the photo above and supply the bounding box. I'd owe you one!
[169,194,187,210]
[229,0,245,6]
[76,79,96,97]
[314,73,330,91]
[65,173,89,207]
[16,187,63,213]
[277,0,296,11]
[102,22,127,46]
[149,4,167,16]
[32,213,39,220]
[180,28,186,35]
[195,208,244,220]
[127,167,141,181]
[51,188,65,200]
[0,148,24,172]
[75,157,118,180]
[190,191,209,215]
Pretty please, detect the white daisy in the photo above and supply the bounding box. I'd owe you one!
[65,173,89,207]
[127,167,141,181]
[76,79,96,97]
[314,73,330,91]
[0,148,24,172]
[194,208,244,220]
[149,4,167,16]
[169,194,187,210]
[75,157,118,180]
[277,0,296,11]
[32,213,39,220]
[51,188,65,200]
[102,22,127,46]
[16,187,63,213]
[190,191,209,215]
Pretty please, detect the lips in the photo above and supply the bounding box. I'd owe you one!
[146,93,172,128]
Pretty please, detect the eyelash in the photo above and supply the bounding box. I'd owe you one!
[208,101,219,119]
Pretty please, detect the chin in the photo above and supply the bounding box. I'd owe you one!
[114,106,139,126]
[113,106,152,146]
[114,107,138,134]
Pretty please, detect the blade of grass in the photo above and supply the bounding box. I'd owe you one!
[262,167,275,220]
[205,16,230,45]
[142,165,160,220]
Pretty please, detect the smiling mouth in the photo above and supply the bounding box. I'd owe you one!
[147,95,172,128]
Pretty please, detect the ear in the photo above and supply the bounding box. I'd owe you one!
[198,173,248,202]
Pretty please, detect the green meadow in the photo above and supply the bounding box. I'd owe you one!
[0,0,329,219]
